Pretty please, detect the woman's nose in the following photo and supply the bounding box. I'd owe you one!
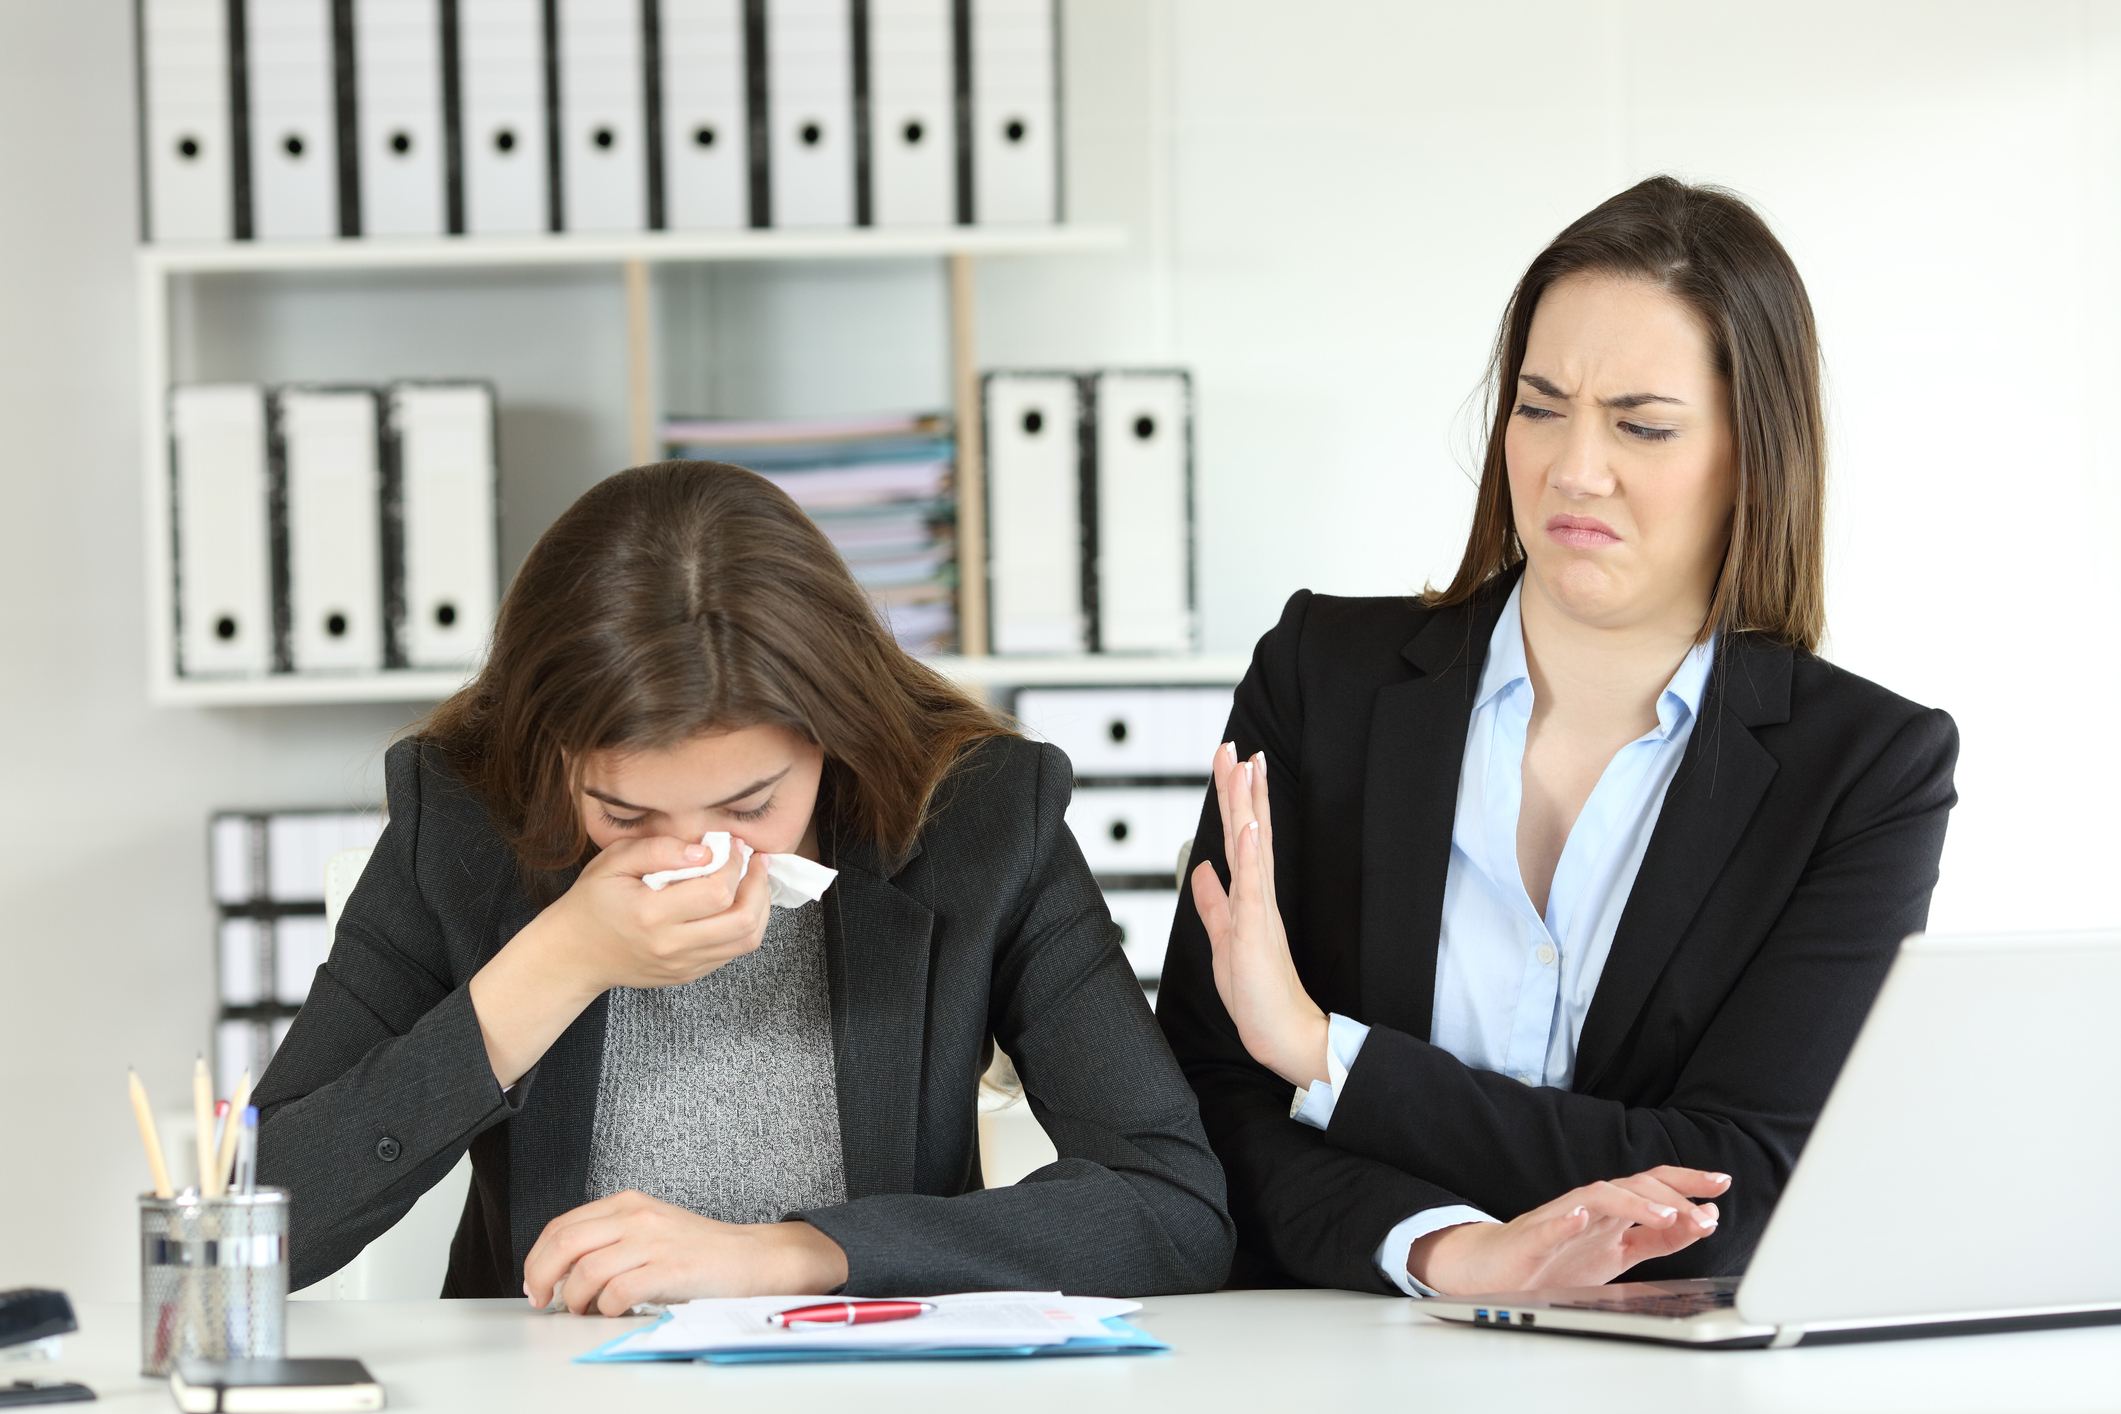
[1550,420,1616,498]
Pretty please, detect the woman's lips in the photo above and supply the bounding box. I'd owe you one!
[1546,514,1621,549]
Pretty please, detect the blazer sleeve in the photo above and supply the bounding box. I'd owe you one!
[799,742,1235,1297]
[1157,590,1477,1294]
[1324,703,1960,1280]
[254,741,528,1290]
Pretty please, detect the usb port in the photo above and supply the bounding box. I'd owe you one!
[1519,1312,1536,1327]
[1473,1309,1490,1325]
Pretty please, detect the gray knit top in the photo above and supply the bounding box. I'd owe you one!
[583,901,848,1224]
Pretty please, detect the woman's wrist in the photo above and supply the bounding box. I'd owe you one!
[770,1219,849,1293]
[469,909,608,1088]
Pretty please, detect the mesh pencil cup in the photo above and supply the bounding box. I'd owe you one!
[138,1189,289,1376]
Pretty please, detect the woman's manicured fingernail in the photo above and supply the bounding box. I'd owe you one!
[1708,1173,1730,1185]
[1651,1204,1677,1220]
[1694,1206,1716,1227]
[1570,1206,1588,1221]
[1221,741,1236,762]
[684,844,707,861]
[1255,752,1268,778]
[1247,820,1259,835]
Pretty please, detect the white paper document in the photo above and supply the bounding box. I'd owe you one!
[604,1293,1142,1357]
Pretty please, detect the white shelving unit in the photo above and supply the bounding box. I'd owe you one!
[137,223,1247,709]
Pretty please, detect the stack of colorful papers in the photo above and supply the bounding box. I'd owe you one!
[578,1292,1168,1366]
[662,411,959,655]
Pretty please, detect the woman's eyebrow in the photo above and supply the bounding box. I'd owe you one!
[1519,373,1685,410]
[585,787,648,813]
[706,766,792,810]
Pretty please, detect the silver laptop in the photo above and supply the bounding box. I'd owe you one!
[1422,930,2121,1348]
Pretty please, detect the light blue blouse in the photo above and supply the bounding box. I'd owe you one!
[1289,580,1715,1294]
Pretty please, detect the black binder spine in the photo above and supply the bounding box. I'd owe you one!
[264,389,293,673]
[331,0,360,235]
[1074,372,1100,652]
[850,0,872,226]
[166,395,188,673]
[226,0,253,239]
[440,0,466,234]
[378,387,408,670]
[642,0,665,229]
[743,0,769,227]
[950,0,971,224]
[542,0,563,231]
[1047,0,1063,222]
[134,0,151,241]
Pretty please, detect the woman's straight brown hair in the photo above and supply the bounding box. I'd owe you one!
[1428,175,1827,651]
[422,461,1014,897]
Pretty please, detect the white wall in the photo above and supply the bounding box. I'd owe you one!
[0,0,2113,1301]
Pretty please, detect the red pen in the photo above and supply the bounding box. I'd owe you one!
[767,1300,937,1328]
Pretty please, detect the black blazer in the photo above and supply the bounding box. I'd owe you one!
[1156,576,1958,1293]
[256,735,1233,1298]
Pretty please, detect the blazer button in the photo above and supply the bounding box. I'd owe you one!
[375,1136,402,1163]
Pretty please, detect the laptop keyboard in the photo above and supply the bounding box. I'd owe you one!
[1548,1288,1738,1319]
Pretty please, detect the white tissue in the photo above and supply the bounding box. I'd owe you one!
[640,831,839,908]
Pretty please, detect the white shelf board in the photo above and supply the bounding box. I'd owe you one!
[137,224,1126,275]
[150,669,475,708]
[930,654,1250,689]
[147,654,1246,707]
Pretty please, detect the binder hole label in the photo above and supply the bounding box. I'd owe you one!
[1107,719,1128,743]
[1005,118,1028,143]
[389,131,412,156]
[215,616,238,641]
[694,125,716,148]
[902,119,924,145]
[1022,409,1044,435]
[494,128,517,153]
[177,136,200,160]
[1134,415,1157,440]
[282,134,304,158]
[800,122,823,147]
[1109,820,1130,842]
[435,602,457,628]
[325,612,348,639]
[593,127,616,150]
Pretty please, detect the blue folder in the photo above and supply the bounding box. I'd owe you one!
[578,1314,1168,1365]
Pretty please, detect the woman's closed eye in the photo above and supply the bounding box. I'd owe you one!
[1514,402,1561,422]
[1618,419,1679,443]
[727,796,774,824]
[599,808,649,831]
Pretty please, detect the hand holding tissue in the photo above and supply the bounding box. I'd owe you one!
[642,832,839,909]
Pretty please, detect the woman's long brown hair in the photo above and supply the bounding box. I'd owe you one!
[422,461,1013,896]
[1429,176,1827,651]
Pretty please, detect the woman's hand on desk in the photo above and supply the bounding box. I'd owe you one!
[1410,1166,1730,1295]
[1188,744,1330,1088]
[524,1190,851,1315]
[469,836,773,1087]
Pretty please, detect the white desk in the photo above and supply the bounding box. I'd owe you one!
[29,1292,2121,1413]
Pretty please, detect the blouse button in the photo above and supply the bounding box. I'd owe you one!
[375,1136,402,1163]
[1536,943,1557,966]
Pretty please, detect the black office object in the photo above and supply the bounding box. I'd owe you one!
[0,1291,76,1350]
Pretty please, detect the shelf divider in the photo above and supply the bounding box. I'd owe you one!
[949,252,990,658]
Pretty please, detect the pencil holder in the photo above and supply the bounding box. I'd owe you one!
[138,1190,289,1377]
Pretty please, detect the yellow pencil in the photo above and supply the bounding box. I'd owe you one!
[128,1068,174,1199]
[192,1055,217,1198]
[212,1070,253,1194]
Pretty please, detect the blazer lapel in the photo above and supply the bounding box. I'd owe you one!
[1572,635,1792,1092]
[822,831,935,1199]
[1357,580,1514,1038]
